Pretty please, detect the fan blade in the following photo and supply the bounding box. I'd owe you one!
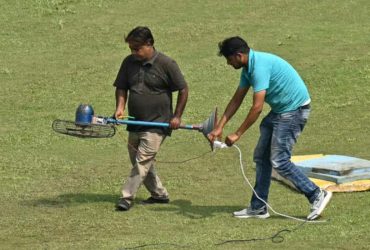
[52,119,116,138]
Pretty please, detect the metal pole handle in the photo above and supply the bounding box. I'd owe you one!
[105,118,200,130]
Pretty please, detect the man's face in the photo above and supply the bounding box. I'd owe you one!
[226,53,245,69]
[128,42,154,61]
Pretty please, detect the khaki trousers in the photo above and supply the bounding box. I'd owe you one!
[121,131,169,203]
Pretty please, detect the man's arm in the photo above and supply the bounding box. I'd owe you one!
[208,86,249,141]
[170,86,189,129]
[225,90,265,146]
[114,88,128,119]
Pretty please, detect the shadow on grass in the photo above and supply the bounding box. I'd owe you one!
[29,195,307,220]
[149,199,307,220]
[30,195,239,219]
[29,193,118,208]
[148,199,243,219]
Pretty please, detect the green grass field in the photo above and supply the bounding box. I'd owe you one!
[1,0,370,249]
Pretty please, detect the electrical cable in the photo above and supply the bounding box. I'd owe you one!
[119,242,189,250]
[157,150,211,164]
[216,220,307,245]
[214,144,327,246]
[117,128,212,164]
[233,144,325,223]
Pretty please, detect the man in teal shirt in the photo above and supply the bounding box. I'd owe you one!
[208,36,332,220]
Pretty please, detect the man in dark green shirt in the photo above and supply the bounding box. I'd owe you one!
[114,26,188,211]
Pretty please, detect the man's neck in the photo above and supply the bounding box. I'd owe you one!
[243,54,249,69]
[143,48,158,65]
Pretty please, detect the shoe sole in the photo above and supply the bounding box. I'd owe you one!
[141,198,170,205]
[140,201,169,205]
[233,212,270,219]
[116,204,130,211]
[307,191,333,220]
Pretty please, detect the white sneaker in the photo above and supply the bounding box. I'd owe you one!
[307,189,332,220]
[233,206,270,219]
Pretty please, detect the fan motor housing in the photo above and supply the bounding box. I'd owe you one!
[75,104,94,125]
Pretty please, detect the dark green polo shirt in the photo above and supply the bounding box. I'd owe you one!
[113,51,187,134]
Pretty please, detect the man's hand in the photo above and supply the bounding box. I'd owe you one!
[207,127,223,143]
[169,116,181,129]
[225,133,241,146]
[114,110,124,119]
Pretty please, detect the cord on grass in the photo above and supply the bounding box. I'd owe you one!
[215,220,308,246]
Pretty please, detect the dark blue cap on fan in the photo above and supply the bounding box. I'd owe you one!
[75,104,94,125]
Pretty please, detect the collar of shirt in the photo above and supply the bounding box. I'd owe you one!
[245,48,255,76]
[142,50,159,66]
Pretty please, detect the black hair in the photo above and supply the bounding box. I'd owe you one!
[124,26,154,46]
[218,36,250,57]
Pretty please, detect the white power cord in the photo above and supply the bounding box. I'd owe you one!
[213,141,324,223]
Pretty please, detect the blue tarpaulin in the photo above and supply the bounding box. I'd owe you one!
[295,155,370,184]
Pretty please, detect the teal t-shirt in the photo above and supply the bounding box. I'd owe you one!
[239,49,310,113]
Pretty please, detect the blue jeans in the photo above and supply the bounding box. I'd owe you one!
[250,107,320,209]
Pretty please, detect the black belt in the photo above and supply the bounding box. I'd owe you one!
[300,104,311,109]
